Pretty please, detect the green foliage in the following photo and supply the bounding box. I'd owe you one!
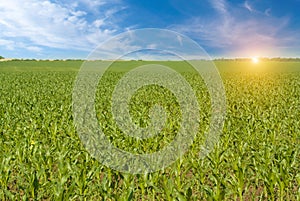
[0,56,4,59]
[0,61,299,200]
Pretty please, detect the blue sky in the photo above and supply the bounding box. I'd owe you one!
[0,0,300,59]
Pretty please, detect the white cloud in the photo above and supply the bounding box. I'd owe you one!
[0,39,43,53]
[0,39,15,50]
[0,0,124,53]
[93,19,105,28]
[25,46,43,52]
[71,0,122,16]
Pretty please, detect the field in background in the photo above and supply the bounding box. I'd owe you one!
[0,60,299,200]
[2,59,300,72]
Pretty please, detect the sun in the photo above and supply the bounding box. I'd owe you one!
[251,57,259,64]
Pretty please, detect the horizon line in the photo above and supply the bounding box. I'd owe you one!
[2,57,300,62]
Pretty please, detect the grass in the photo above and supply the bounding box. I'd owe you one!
[0,60,299,200]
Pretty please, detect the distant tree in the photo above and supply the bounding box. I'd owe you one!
[0,56,4,59]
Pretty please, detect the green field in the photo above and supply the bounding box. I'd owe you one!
[0,60,299,200]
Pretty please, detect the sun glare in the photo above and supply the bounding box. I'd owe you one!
[252,57,259,64]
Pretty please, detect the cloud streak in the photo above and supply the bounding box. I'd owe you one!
[244,1,254,12]
[210,0,228,14]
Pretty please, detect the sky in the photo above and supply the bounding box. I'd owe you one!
[0,0,300,59]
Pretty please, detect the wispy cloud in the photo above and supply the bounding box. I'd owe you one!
[264,8,272,17]
[244,1,254,12]
[210,0,228,14]
[171,0,298,57]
